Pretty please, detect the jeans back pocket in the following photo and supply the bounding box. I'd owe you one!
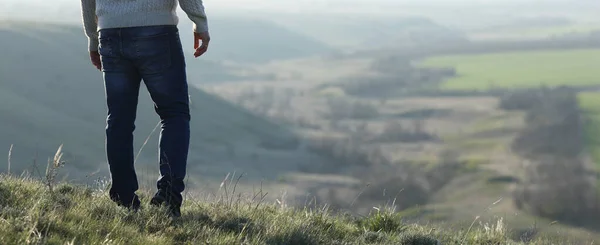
[133,33,172,75]
[99,36,123,72]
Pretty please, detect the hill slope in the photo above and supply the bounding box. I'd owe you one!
[268,15,467,50]
[0,174,578,245]
[176,17,337,63]
[0,21,318,189]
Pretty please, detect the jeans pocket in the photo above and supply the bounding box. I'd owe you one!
[99,37,122,72]
[133,33,172,75]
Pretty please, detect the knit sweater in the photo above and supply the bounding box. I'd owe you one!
[80,0,208,51]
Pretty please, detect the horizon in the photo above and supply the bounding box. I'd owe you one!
[3,0,599,37]
[3,0,594,20]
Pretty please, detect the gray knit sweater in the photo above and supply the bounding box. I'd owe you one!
[80,0,208,51]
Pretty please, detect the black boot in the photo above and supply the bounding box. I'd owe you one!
[150,188,182,217]
[109,190,141,212]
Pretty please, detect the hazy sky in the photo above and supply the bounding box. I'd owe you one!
[1,0,436,24]
[2,0,574,14]
[2,0,596,29]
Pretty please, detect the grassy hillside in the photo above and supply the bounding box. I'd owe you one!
[0,21,310,189]
[0,174,583,245]
[418,48,600,91]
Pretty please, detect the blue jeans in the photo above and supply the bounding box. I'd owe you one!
[98,25,190,207]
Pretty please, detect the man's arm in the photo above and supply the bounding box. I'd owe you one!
[80,0,98,52]
[178,0,209,33]
[178,0,210,57]
[81,0,101,70]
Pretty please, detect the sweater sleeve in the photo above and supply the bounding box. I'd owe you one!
[178,0,209,33]
[80,0,99,51]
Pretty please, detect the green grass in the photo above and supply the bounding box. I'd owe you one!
[419,49,600,91]
[0,173,582,245]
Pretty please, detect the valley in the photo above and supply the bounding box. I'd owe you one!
[3,3,600,242]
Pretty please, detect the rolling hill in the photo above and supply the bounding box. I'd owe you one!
[175,16,337,63]
[0,20,320,190]
[265,14,468,50]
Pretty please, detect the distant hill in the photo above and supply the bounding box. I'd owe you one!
[176,17,337,63]
[0,20,315,187]
[0,8,337,64]
[266,15,468,50]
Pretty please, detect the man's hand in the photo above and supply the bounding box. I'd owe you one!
[193,31,210,58]
[90,51,101,70]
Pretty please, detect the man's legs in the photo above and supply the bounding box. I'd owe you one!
[124,25,190,216]
[98,28,142,209]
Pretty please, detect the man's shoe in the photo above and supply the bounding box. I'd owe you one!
[127,198,141,213]
[150,190,181,218]
[110,192,141,212]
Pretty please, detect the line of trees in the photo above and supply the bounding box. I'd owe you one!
[504,86,600,228]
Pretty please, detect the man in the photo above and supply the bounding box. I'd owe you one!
[79,0,210,217]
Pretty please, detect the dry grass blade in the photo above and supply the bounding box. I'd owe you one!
[45,144,65,192]
[53,144,64,168]
[461,197,504,244]
[7,144,13,175]
[134,121,161,165]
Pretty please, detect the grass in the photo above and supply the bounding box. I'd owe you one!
[419,48,600,91]
[0,171,584,245]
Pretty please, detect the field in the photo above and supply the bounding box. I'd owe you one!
[421,48,600,171]
[468,24,600,41]
[419,48,600,91]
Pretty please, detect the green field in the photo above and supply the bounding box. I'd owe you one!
[421,48,600,169]
[420,48,600,90]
